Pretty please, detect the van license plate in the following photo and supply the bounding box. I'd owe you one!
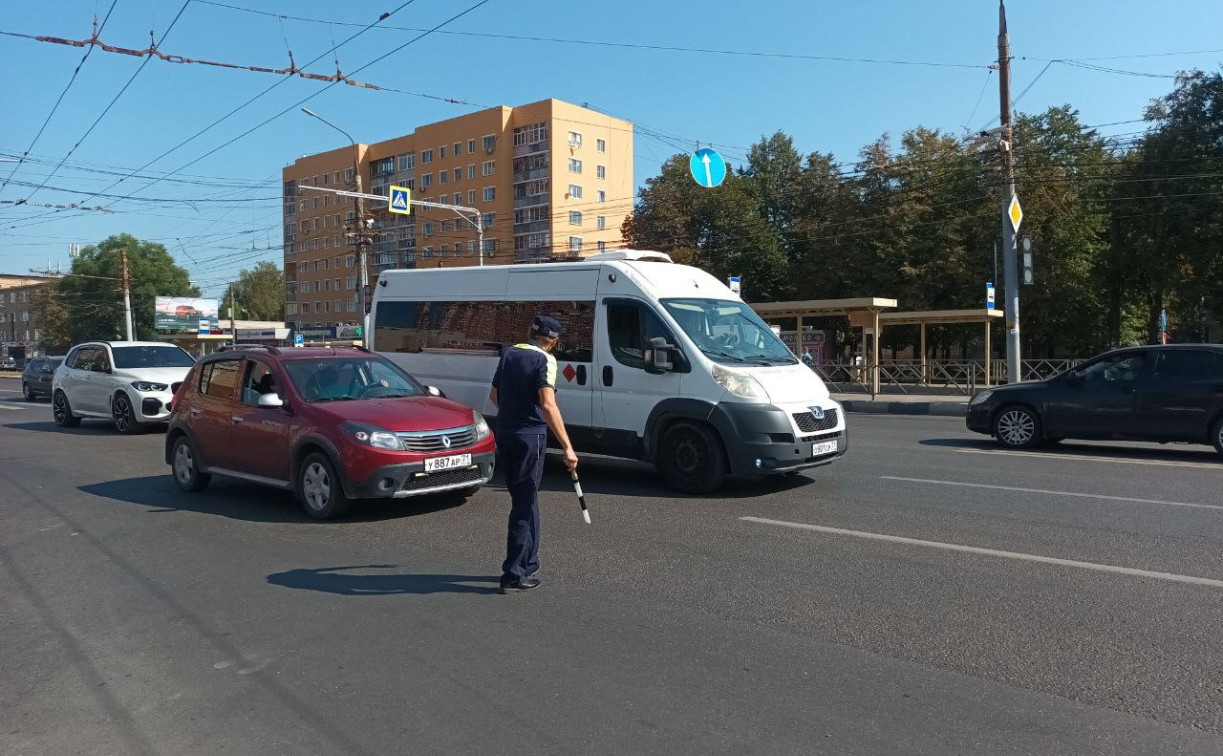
[812,441,839,457]
[424,454,472,472]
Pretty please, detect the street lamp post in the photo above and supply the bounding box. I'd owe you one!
[301,108,370,343]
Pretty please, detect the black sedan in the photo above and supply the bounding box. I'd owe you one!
[20,356,63,400]
[966,344,1223,456]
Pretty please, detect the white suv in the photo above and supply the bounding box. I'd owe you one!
[53,341,195,433]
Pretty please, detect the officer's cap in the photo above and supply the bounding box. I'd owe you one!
[531,314,564,339]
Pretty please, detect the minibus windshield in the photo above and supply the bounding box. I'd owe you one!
[661,299,797,366]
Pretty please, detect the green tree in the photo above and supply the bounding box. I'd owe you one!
[222,261,285,321]
[56,234,198,343]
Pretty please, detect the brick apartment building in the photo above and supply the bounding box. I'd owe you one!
[0,274,56,364]
[282,98,633,328]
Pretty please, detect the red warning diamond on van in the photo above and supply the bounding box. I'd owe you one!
[562,364,577,383]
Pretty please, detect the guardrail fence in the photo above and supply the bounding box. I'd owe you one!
[813,359,1083,395]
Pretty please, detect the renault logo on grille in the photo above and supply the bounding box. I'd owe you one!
[810,407,825,421]
[441,435,452,449]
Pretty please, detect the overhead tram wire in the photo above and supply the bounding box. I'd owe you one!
[22,1,195,205]
[2,0,425,231]
[0,0,121,197]
[193,0,990,70]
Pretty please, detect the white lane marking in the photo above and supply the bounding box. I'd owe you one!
[740,516,1223,589]
[0,402,32,411]
[880,475,1223,511]
[954,447,1220,470]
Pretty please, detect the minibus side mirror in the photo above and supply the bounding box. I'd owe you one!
[645,337,674,374]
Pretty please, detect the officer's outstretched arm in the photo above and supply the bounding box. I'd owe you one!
[539,387,578,470]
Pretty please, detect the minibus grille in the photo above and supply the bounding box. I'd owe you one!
[792,408,838,434]
[396,425,478,452]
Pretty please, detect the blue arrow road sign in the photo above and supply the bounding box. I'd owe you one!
[986,282,995,309]
[690,148,727,188]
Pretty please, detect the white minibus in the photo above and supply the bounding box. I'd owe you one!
[370,251,846,492]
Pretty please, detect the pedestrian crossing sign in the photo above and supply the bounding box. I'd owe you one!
[388,185,411,215]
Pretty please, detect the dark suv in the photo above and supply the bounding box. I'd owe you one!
[165,345,496,519]
[21,356,63,400]
[966,344,1223,456]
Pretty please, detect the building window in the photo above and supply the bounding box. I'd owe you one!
[598,190,606,203]
[345,210,356,221]
[347,299,357,313]
[399,154,415,171]
[373,157,395,176]
[482,239,497,256]
[467,138,476,153]
[569,158,582,174]
[441,220,451,233]
[482,135,496,152]
[569,237,583,253]
[423,246,433,258]
[468,241,477,256]
[421,149,433,164]
[453,193,462,205]
[467,164,475,180]
[483,186,496,202]
[597,165,606,180]
[568,184,582,199]
[569,211,582,226]
[467,189,476,204]
[597,215,606,229]
[597,241,606,252]
[421,173,433,188]
[325,301,332,313]
[440,171,448,185]
[568,131,582,148]
[300,220,309,233]
[450,168,459,183]
[482,160,495,176]
[454,141,462,156]
[300,302,311,314]
[440,145,447,160]
[346,254,355,268]
[482,212,495,229]
[441,245,449,256]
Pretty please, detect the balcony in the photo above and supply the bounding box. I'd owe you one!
[513,139,549,157]
[514,248,554,264]
[513,194,549,209]
[513,220,550,235]
[512,167,551,183]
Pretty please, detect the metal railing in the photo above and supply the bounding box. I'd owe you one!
[813,358,1085,395]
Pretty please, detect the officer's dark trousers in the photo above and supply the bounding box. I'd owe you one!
[500,431,546,581]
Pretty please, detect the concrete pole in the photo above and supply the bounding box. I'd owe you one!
[120,249,134,341]
[871,309,880,396]
[984,316,992,387]
[920,322,928,384]
[999,0,1022,383]
[796,315,804,362]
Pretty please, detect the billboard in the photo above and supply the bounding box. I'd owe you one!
[155,297,220,332]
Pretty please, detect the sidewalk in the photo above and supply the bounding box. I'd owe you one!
[832,392,970,417]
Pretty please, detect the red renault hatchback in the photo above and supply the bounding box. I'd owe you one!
[165,345,496,519]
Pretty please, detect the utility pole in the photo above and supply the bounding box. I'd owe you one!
[120,249,134,341]
[229,281,237,337]
[997,0,1021,383]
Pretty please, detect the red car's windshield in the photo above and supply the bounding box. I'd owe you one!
[282,358,424,403]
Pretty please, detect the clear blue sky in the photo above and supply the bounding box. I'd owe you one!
[1,0,1221,297]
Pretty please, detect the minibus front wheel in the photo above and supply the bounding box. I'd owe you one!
[658,421,727,494]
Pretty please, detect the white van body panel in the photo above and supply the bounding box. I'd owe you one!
[370,255,846,482]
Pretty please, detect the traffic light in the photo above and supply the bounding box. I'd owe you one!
[1021,236,1034,285]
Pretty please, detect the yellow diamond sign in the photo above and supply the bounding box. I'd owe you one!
[1008,194,1023,233]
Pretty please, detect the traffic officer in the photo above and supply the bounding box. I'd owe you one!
[488,314,578,594]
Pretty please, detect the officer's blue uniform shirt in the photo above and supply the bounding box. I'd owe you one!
[491,340,557,434]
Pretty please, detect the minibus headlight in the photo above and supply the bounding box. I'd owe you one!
[712,364,769,401]
[473,411,491,442]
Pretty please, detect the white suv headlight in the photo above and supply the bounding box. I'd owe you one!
[131,381,169,392]
[712,363,769,401]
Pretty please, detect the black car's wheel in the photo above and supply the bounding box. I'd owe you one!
[993,405,1042,449]
[22,382,35,401]
[113,392,141,435]
[658,422,727,493]
[53,390,81,428]
[171,435,211,492]
[1211,416,1223,458]
[297,452,352,520]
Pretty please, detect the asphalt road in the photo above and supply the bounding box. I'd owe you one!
[2,375,1222,755]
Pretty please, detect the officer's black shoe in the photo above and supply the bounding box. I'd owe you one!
[500,577,542,594]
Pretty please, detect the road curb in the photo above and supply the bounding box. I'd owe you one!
[839,400,967,417]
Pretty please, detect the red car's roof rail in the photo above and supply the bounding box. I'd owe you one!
[217,344,281,355]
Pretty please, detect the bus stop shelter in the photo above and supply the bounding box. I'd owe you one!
[752,297,898,394]
[879,308,1004,386]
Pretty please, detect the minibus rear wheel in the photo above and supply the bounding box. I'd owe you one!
[658,421,726,494]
